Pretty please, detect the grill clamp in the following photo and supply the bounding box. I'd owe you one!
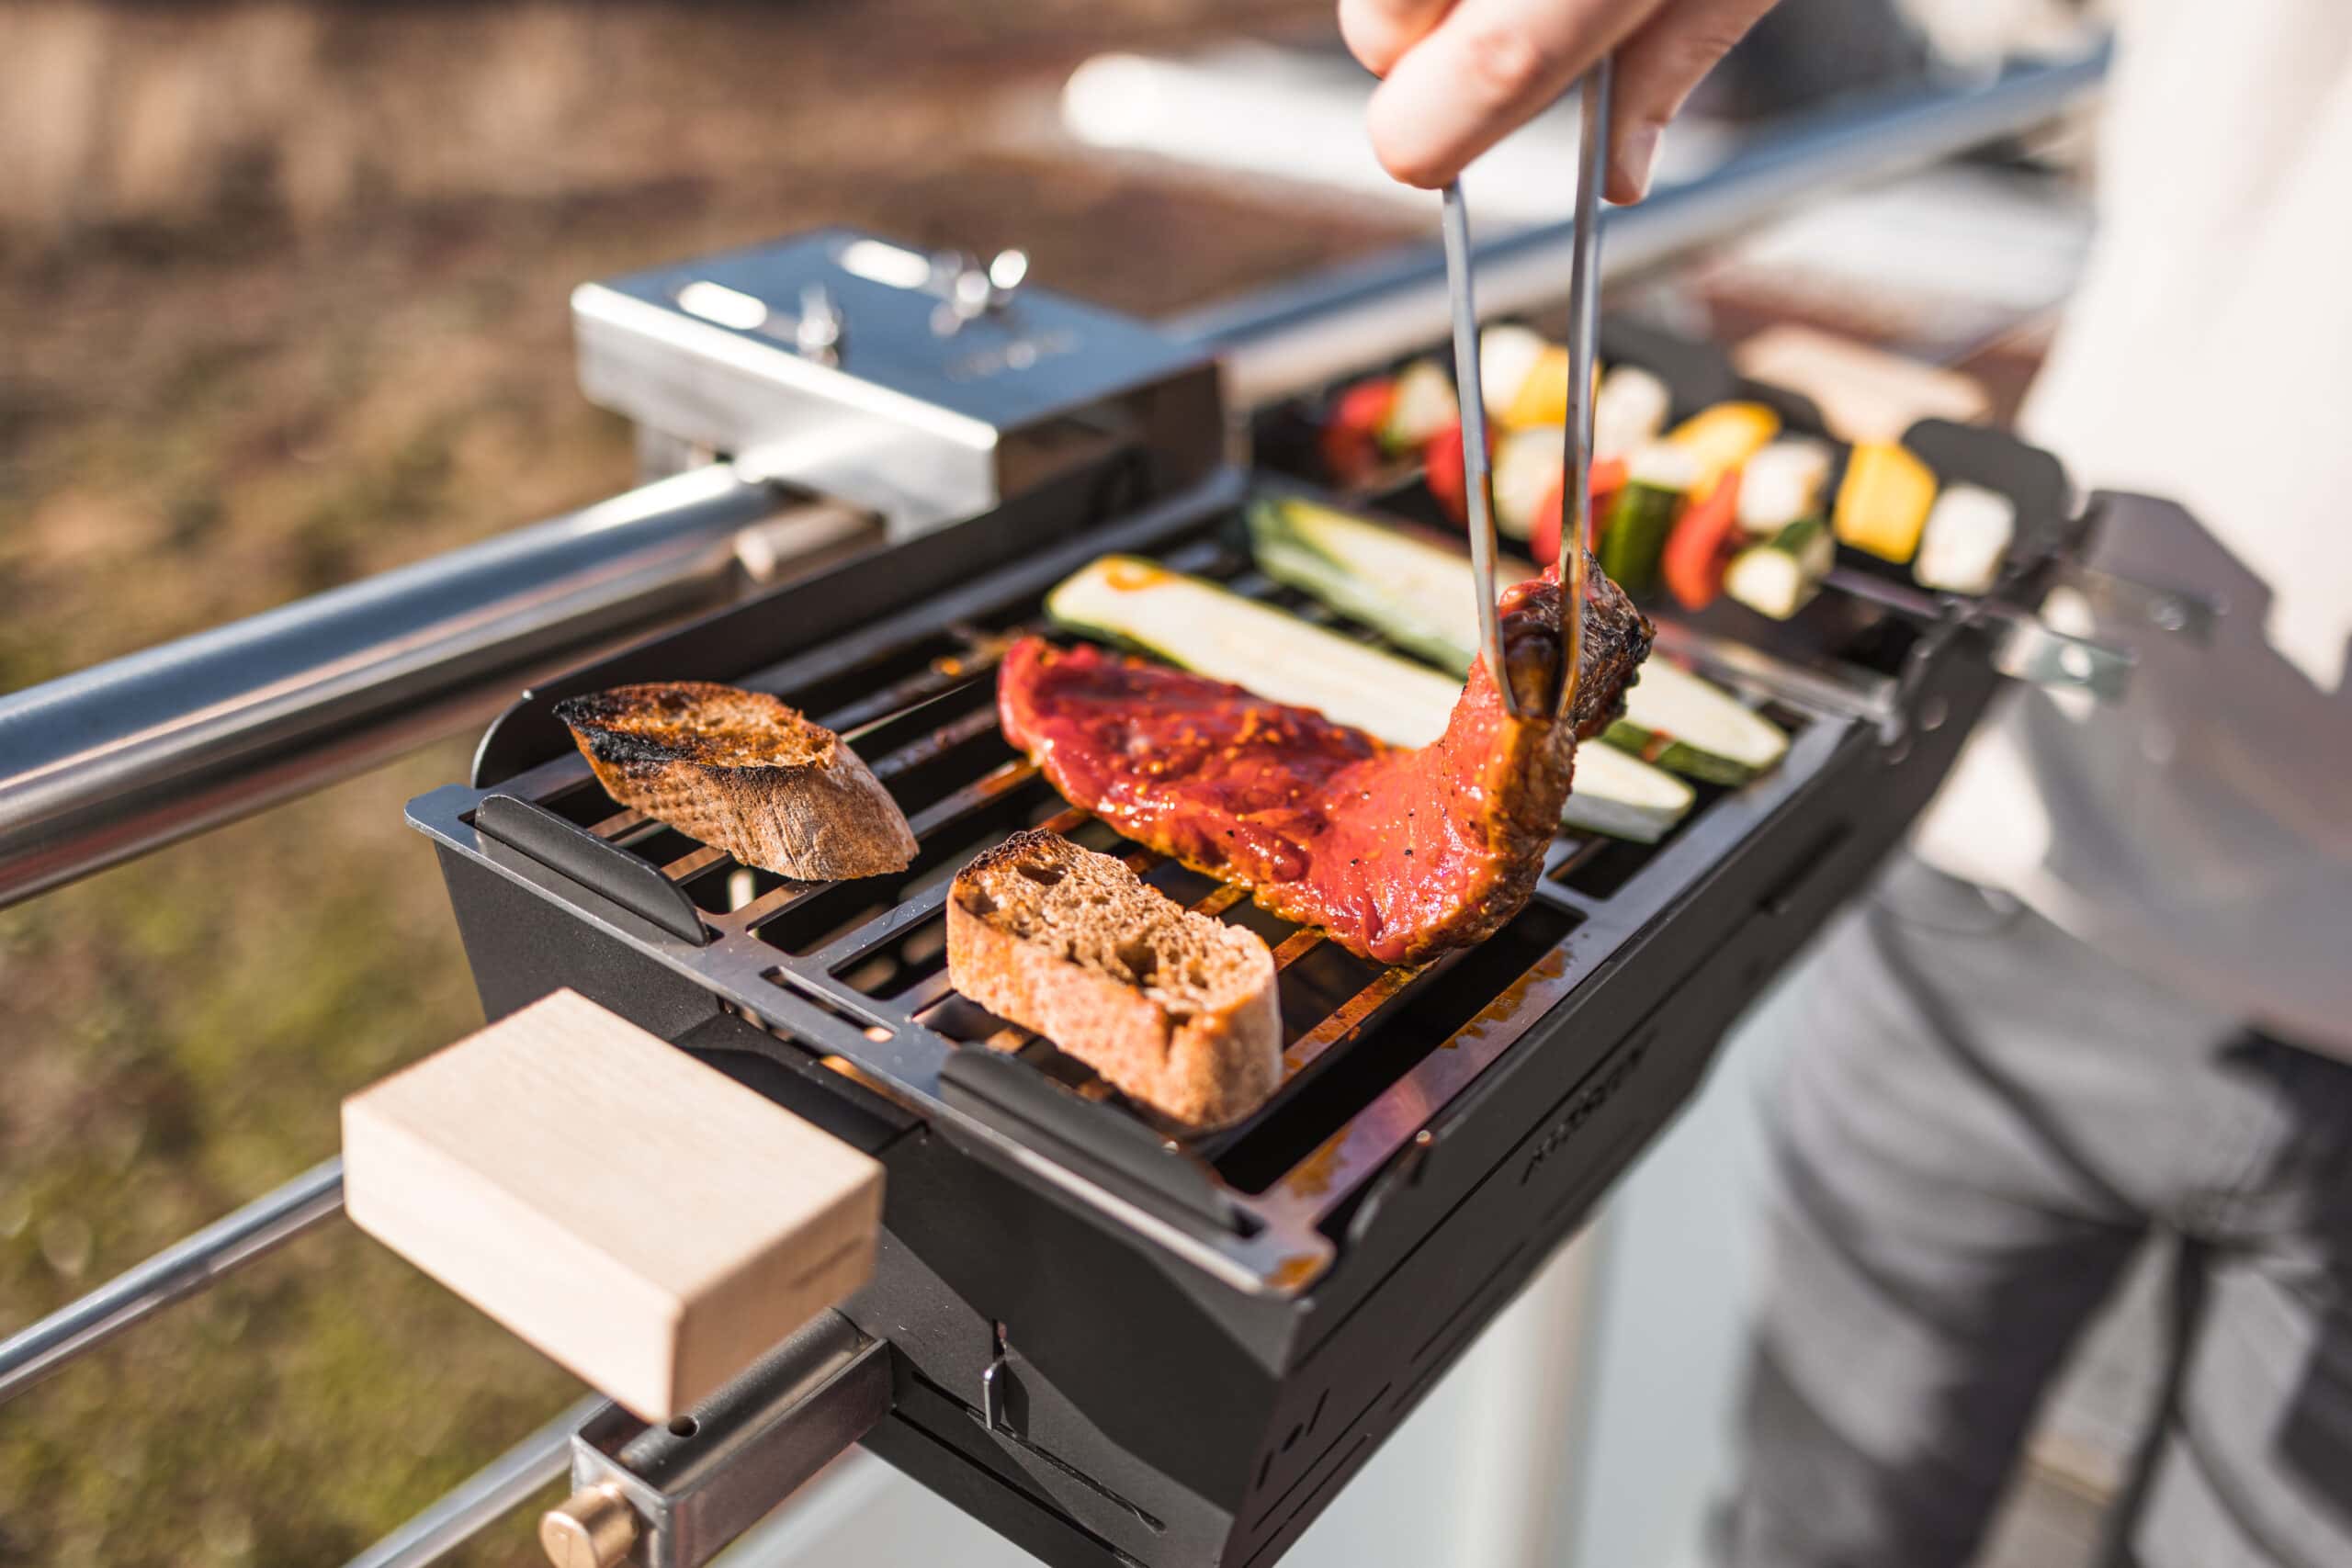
[572,229,1222,540]
[544,1312,892,1568]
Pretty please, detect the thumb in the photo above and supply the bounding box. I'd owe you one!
[1605,0,1778,201]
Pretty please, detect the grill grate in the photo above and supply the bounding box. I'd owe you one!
[414,494,1854,1292]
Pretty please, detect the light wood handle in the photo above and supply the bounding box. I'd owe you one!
[342,988,883,1421]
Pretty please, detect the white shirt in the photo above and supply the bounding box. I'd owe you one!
[1913,0,2352,1054]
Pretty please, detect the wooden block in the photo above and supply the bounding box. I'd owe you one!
[1733,323,1991,445]
[342,989,882,1420]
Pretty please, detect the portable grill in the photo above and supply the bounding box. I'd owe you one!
[364,226,2105,1568]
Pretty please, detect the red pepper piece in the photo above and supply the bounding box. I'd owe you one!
[1320,378,1396,489]
[1424,419,1468,525]
[1661,468,1744,610]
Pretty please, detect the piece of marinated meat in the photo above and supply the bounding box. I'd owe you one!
[997,557,1652,965]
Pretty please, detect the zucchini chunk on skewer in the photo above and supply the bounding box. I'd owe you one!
[1725,518,1835,621]
[1597,441,1702,599]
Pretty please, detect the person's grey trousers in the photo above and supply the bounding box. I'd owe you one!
[1723,852,2352,1568]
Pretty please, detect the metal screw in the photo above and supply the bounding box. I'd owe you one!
[539,1482,639,1568]
[986,248,1029,302]
[794,285,842,362]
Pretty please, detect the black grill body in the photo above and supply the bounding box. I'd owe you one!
[409,326,2075,1568]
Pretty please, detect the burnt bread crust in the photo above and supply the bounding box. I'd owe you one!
[555,682,917,881]
[945,829,1282,1129]
[556,683,834,771]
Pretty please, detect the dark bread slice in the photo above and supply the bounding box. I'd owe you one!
[554,682,917,881]
[945,829,1282,1129]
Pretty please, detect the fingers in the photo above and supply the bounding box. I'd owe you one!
[1604,0,1778,199]
[1339,0,1457,78]
[1365,0,1667,189]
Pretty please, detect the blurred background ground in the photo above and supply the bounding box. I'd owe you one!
[0,4,1412,1564]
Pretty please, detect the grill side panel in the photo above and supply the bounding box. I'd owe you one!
[435,844,726,1039]
[849,1113,1301,1566]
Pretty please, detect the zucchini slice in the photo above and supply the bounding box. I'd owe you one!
[1249,497,1789,784]
[1725,518,1834,620]
[1046,553,1694,842]
[1047,554,1442,741]
[1248,496,1532,672]
[1600,660,1790,785]
[1551,740,1704,842]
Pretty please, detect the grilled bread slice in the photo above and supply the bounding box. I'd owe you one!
[555,682,917,881]
[946,830,1282,1129]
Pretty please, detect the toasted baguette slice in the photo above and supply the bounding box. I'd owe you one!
[555,682,917,881]
[946,830,1282,1129]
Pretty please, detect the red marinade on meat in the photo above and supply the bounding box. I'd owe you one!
[998,560,1651,966]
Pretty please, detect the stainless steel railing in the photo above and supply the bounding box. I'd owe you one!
[0,1160,345,1404]
[0,470,869,908]
[0,39,2110,1567]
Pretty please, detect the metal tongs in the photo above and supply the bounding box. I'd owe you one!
[1442,58,1611,722]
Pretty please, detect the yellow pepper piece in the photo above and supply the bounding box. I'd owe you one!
[1666,401,1781,488]
[1833,442,1939,562]
[1502,344,1571,428]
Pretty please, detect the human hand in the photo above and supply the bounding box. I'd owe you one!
[1339,0,1781,198]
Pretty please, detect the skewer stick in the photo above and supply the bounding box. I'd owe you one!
[1438,182,1520,717]
[1558,57,1611,722]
